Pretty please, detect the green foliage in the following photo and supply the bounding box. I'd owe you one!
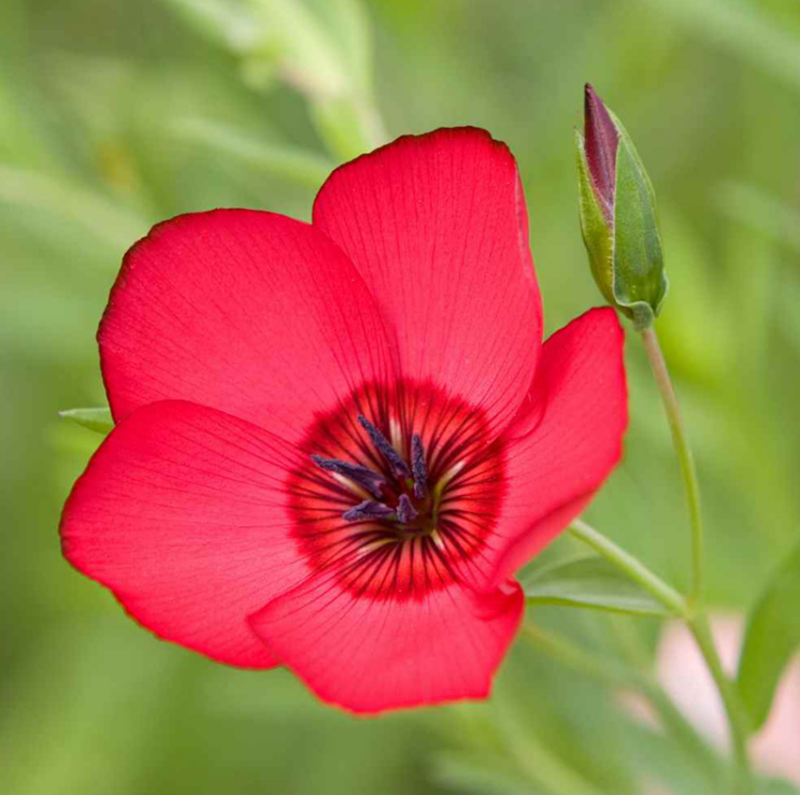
[736,539,800,731]
[3,0,800,793]
[522,555,676,617]
[431,753,547,795]
[609,113,668,329]
[171,118,335,186]
[59,408,115,435]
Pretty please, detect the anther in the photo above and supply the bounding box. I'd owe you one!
[342,500,395,522]
[411,433,428,499]
[311,454,386,498]
[357,415,411,478]
[396,494,418,524]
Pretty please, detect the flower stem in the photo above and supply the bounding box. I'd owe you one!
[565,522,754,790]
[568,518,687,617]
[638,325,753,792]
[686,614,753,793]
[640,326,704,606]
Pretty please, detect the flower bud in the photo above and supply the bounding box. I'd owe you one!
[575,84,668,329]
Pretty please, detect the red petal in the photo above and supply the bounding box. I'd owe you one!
[313,128,543,435]
[60,400,314,668]
[250,571,524,713]
[100,210,395,442]
[486,307,628,586]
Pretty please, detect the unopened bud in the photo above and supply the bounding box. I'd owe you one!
[576,84,668,330]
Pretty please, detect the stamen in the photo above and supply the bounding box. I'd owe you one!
[311,454,385,498]
[396,494,418,524]
[411,433,428,499]
[357,415,411,478]
[342,500,395,522]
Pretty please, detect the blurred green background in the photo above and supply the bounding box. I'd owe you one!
[3,0,800,793]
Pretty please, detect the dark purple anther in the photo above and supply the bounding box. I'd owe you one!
[311,454,386,498]
[396,494,418,524]
[411,433,427,499]
[357,415,411,478]
[584,83,619,223]
[342,500,395,522]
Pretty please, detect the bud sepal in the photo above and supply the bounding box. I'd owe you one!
[576,85,668,330]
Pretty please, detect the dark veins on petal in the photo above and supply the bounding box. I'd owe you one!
[287,380,507,602]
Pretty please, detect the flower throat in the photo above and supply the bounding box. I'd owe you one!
[311,415,442,537]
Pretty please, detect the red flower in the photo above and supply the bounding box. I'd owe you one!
[61,129,627,713]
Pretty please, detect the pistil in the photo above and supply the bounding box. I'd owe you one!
[396,494,418,524]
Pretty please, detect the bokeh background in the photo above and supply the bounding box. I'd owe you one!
[3,1,800,793]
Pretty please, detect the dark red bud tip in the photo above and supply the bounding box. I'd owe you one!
[584,83,619,221]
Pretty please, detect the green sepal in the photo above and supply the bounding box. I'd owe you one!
[59,407,114,435]
[521,554,677,617]
[575,130,616,308]
[609,110,669,330]
[736,538,800,731]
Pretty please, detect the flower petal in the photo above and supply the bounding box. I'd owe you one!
[486,307,628,586]
[100,210,396,442]
[313,128,543,435]
[60,400,316,668]
[250,570,524,713]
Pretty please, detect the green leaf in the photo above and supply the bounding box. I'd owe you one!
[171,118,334,187]
[760,778,800,795]
[310,96,384,161]
[160,0,260,52]
[0,165,146,250]
[431,753,549,795]
[522,555,675,617]
[736,538,800,731]
[59,408,114,435]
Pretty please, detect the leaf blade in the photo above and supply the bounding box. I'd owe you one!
[736,538,800,731]
[59,407,114,435]
[522,556,675,617]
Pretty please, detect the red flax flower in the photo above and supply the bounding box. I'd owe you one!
[61,128,627,713]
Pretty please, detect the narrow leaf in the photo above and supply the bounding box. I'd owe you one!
[522,555,675,617]
[761,780,800,795]
[59,408,114,435]
[432,753,548,795]
[171,118,334,187]
[160,0,260,52]
[0,165,146,249]
[736,538,800,731]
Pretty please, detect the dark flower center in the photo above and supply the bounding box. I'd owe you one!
[311,415,437,535]
[287,380,506,601]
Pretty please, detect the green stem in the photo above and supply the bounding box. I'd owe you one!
[639,326,753,792]
[568,519,687,617]
[568,518,753,788]
[640,326,704,606]
[687,614,753,793]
